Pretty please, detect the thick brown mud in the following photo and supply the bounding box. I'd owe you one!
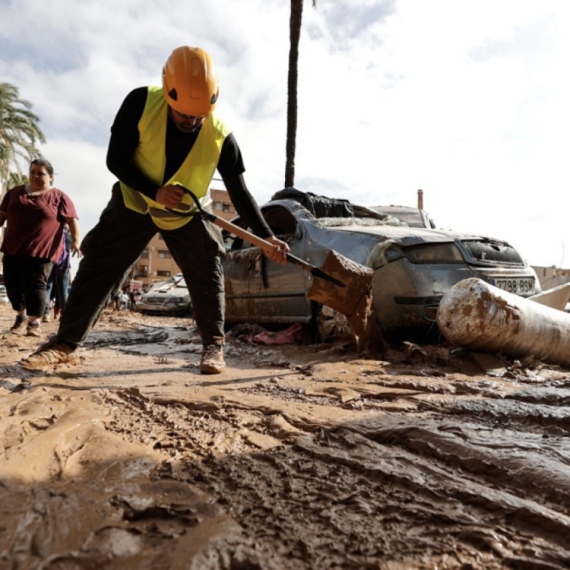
[1,305,570,568]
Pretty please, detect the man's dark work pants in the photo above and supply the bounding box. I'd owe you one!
[57,184,225,348]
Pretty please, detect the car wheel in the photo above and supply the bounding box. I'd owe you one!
[315,304,353,343]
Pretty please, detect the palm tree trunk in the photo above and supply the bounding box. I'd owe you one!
[285,0,304,189]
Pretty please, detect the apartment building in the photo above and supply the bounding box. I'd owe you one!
[533,265,570,291]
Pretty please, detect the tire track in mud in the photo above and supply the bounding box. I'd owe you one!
[100,366,570,569]
[103,387,278,460]
[173,433,570,569]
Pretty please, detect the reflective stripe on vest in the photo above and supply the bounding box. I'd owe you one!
[120,85,230,230]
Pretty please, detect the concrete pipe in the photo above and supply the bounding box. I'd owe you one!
[436,278,570,367]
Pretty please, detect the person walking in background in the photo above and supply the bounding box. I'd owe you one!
[0,158,81,337]
[129,290,137,311]
[21,45,288,373]
[119,290,129,311]
[43,225,73,322]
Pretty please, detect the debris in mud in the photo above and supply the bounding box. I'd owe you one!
[236,322,313,345]
[403,341,451,365]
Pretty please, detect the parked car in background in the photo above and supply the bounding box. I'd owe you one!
[136,274,192,316]
[222,190,540,342]
[0,285,9,305]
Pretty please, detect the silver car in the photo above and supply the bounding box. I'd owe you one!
[0,285,9,305]
[136,274,192,316]
[222,193,540,341]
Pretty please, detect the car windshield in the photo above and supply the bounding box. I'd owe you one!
[148,275,187,293]
[369,206,435,228]
[317,215,409,228]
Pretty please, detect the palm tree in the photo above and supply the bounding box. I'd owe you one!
[8,172,29,188]
[285,0,316,189]
[0,82,46,195]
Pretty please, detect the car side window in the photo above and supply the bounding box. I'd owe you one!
[263,207,300,240]
[223,207,300,252]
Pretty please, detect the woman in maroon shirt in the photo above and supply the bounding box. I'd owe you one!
[0,158,81,336]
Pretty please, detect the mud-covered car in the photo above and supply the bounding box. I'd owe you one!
[222,190,540,341]
[136,274,192,316]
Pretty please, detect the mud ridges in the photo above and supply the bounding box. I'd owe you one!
[173,436,570,569]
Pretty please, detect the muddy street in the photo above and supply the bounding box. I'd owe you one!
[1,304,570,569]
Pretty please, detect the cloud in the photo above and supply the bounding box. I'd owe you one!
[1,0,569,269]
[312,0,396,49]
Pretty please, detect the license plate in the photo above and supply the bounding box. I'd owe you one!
[489,277,535,295]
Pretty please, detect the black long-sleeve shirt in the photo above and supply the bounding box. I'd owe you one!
[106,87,272,238]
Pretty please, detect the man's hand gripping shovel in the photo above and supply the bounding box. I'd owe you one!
[174,185,387,356]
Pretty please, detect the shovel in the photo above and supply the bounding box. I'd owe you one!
[172,185,387,354]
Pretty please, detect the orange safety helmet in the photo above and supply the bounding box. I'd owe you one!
[162,46,219,116]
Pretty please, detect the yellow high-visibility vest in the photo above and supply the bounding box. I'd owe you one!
[120,86,230,230]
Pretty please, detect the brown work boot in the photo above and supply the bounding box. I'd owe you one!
[200,344,226,374]
[26,320,42,337]
[10,314,28,333]
[20,339,75,370]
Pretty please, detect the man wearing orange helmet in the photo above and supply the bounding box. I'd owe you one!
[22,46,289,374]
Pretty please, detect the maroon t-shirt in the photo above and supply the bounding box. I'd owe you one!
[0,185,78,262]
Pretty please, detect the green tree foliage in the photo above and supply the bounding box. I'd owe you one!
[8,172,29,188]
[285,0,316,189]
[0,82,46,189]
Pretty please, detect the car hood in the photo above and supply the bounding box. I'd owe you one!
[142,286,188,298]
[329,224,493,246]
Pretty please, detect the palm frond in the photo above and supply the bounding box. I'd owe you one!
[0,82,46,189]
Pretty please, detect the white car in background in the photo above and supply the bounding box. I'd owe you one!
[136,274,192,316]
[0,285,9,305]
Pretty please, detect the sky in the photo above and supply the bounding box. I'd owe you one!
[1,0,569,271]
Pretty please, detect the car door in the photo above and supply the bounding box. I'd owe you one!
[223,206,311,323]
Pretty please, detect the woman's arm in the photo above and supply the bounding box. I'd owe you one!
[64,217,82,256]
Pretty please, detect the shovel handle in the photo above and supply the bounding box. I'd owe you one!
[171,184,336,280]
[210,215,313,272]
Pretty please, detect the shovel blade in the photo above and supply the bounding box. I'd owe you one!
[307,250,373,317]
[307,250,388,357]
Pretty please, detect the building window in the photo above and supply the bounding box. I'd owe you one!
[157,270,171,277]
[222,203,231,212]
[157,250,172,259]
[213,201,222,211]
[141,250,149,259]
